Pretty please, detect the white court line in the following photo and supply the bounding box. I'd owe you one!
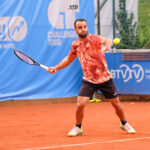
[24,136,150,150]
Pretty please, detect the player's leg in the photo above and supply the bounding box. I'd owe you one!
[109,97,136,133]
[76,96,89,124]
[68,80,96,137]
[99,78,136,134]
[68,96,89,137]
[109,96,126,121]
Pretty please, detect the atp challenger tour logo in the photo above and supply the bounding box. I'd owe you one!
[0,16,27,49]
[47,0,79,46]
[110,64,145,83]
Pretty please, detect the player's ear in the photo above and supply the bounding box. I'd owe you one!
[74,28,77,33]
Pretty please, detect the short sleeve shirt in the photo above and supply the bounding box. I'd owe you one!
[69,33,112,84]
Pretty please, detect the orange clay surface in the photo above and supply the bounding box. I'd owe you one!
[0,102,150,150]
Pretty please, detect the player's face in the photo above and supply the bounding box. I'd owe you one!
[74,21,88,38]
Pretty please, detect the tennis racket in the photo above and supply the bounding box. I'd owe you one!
[14,49,48,70]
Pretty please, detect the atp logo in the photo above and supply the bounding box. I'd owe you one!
[48,0,79,29]
[0,16,27,41]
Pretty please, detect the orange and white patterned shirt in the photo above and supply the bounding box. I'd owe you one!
[69,33,112,84]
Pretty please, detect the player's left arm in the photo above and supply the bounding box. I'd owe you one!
[100,36,112,52]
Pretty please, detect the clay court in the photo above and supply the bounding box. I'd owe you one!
[0,101,150,150]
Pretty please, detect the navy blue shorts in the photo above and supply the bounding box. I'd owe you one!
[78,78,118,99]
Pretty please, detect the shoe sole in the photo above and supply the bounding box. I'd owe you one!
[89,100,95,103]
[67,132,83,137]
[95,100,102,103]
[89,99,101,103]
[120,126,136,134]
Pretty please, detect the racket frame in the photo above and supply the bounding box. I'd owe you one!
[14,49,48,70]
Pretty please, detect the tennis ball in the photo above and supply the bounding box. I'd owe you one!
[113,38,120,45]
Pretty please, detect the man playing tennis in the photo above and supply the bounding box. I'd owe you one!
[47,18,136,136]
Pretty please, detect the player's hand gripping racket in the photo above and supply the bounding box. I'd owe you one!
[14,49,48,70]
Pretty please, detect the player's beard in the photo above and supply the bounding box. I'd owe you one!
[77,31,88,38]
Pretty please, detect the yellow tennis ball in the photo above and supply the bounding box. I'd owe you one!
[113,38,120,45]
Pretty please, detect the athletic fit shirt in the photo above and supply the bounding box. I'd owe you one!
[69,33,112,84]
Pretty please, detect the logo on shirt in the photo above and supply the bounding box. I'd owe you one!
[113,92,117,96]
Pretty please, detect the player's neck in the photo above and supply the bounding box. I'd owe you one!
[78,35,88,42]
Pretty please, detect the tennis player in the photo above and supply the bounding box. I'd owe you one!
[47,18,136,136]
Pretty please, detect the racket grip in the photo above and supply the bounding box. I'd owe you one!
[40,64,48,70]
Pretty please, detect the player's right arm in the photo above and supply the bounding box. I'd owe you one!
[99,36,112,52]
[47,54,77,74]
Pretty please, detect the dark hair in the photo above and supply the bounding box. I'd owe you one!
[74,18,87,28]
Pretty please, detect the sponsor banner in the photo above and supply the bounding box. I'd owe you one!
[106,53,150,94]
[0,0,95,101]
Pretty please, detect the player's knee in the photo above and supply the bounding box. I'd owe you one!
[110,97,121,108]
[77,101,86,110]
[76,98,88,110]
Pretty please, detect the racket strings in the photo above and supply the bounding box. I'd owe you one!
[15,51,35,65]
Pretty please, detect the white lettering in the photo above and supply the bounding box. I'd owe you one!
[110,64,145,83]
[48,31,77,38]
[48,39,61,46]
[2,44,15,49]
